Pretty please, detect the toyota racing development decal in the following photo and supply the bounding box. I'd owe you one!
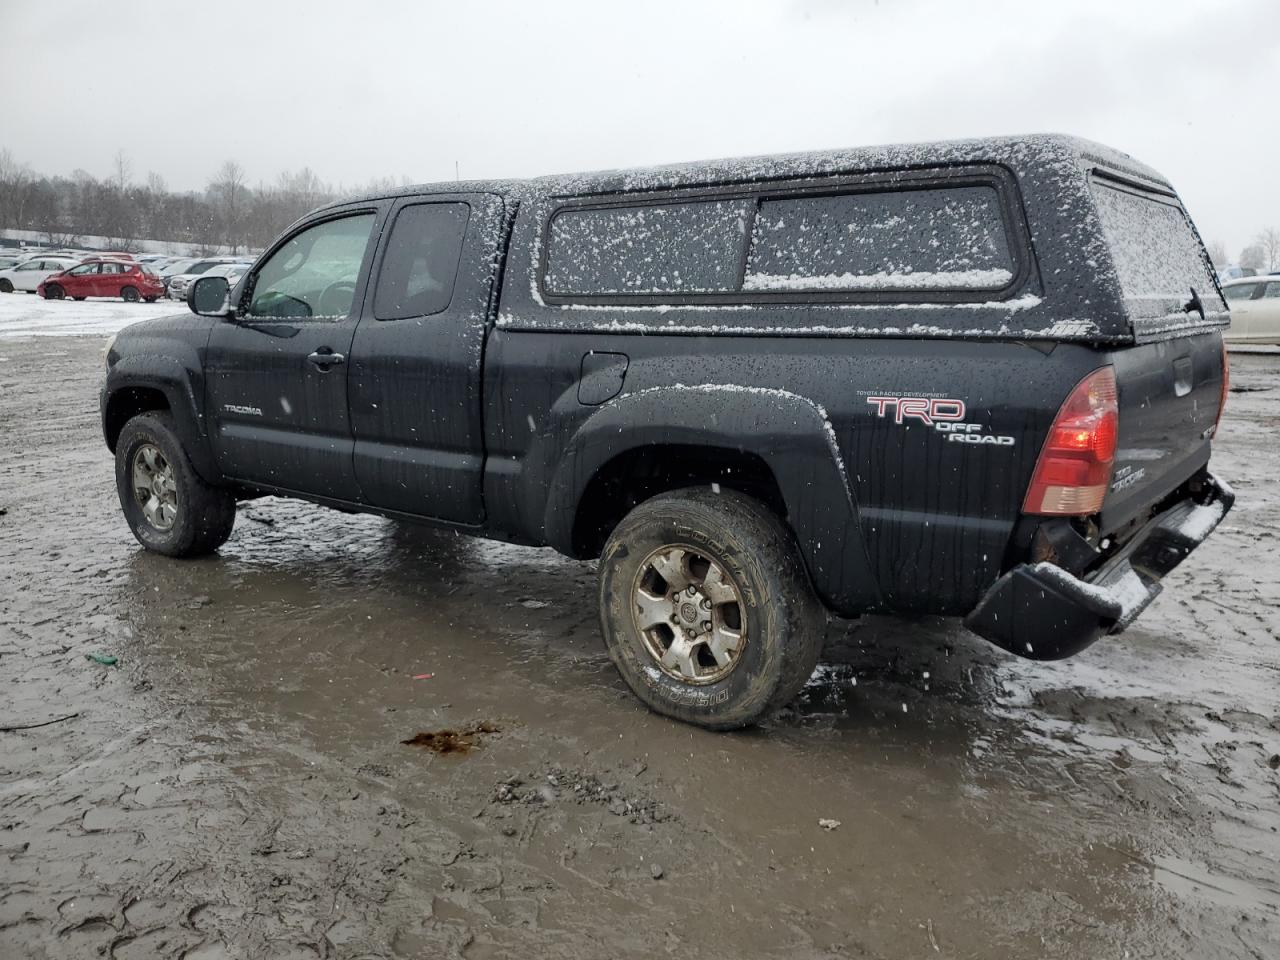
[862,393,1015,447]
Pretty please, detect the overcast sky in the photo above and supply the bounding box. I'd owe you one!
[2,0,1276,256]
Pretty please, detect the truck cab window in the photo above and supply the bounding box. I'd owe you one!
[246,213,376,321]
[373,202,469,320]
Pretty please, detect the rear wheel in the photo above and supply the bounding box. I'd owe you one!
[598,488,826,729]
[121,286,140,302]
[115,411,236,557]
[73,296,86,301]
[44,284,64,300]
[144,296,158,303]
[0,279,12,293]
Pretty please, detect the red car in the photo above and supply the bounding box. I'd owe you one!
[39,259,164,302]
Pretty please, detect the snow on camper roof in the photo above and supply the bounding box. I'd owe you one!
[336,133,1171,206]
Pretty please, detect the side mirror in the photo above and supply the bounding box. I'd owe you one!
[188,275,231,317]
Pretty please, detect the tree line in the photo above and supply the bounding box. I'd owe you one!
[0,149,408,255]
[1207,231,1280,274]
[3,148,1277,272]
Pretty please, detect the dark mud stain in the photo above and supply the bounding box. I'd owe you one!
[401,721,501,754]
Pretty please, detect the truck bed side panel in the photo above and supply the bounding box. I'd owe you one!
[483,331,1102,616]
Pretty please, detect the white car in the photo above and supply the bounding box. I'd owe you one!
[1222,275,1280,345]
[0,256,82,294]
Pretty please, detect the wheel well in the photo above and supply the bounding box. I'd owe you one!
[571,444,787,558]
[104,387,170,451]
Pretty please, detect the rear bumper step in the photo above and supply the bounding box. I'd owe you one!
[964,472,1234,660]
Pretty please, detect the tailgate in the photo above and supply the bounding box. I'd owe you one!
[1101,332,1225,531]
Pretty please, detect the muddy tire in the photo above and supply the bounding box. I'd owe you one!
[598,488,826,729]
[0,279,12,293]
[44,283,64,300]
[115,411,236,557]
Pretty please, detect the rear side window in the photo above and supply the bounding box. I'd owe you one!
[1090,179,1223,311]
[373,202,469,320]
[744,186,1013,292]
[544,199,752,296]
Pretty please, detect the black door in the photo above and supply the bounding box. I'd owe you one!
[348,193,505,523]
[205,206,383,501]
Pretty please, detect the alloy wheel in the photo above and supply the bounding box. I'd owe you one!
[630,544,747,684]
[132,443,179,531]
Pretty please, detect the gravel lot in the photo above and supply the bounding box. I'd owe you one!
[1,318,1277,959]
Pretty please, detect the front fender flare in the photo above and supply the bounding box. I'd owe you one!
[543,384,880,614]
[103,353,217,483]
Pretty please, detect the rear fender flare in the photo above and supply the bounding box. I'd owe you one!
[544,384,881,613]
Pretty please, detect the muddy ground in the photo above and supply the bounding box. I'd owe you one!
[1,334,1278,960]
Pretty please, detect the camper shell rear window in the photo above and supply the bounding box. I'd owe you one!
[539,167,1029,306]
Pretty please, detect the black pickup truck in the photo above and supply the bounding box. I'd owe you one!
[102,134,1233,728]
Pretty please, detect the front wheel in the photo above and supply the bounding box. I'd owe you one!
[73,296,86,301]
[0,279,12,293]
[115,411,236,557]
[44,284,64,300]
[598,488,826,729]
[121,286,140,302]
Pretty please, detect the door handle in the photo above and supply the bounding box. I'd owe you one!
[307,349,345,369]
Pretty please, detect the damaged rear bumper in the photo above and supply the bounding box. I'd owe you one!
[964,472,1234,660]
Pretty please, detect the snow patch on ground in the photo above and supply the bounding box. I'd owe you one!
[0,295,175,338]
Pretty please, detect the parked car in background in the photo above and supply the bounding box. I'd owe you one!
[1218,265,1258,283]
[0,255,26,271]
[39,258,164,302]
[158,258,212,294]
[164,258,245,299]
[1222,275,1280,344]
[167,261,252,301]
[0,256,82,293]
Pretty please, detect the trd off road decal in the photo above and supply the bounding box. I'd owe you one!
[1111,465,1147,491]
[862,392,1015,447]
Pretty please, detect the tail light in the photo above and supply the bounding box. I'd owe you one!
[1214,341,1229,436]
[1023,367,1118,516]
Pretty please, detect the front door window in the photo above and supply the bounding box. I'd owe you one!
[245,214,376,321]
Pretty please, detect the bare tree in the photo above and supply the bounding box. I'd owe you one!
[111,150,133,192]
[1205,239,1228,267]
[208,160,248,252]
[1240,243,1266,271]
[1255,227,1280,273]
[0,148,34,230]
